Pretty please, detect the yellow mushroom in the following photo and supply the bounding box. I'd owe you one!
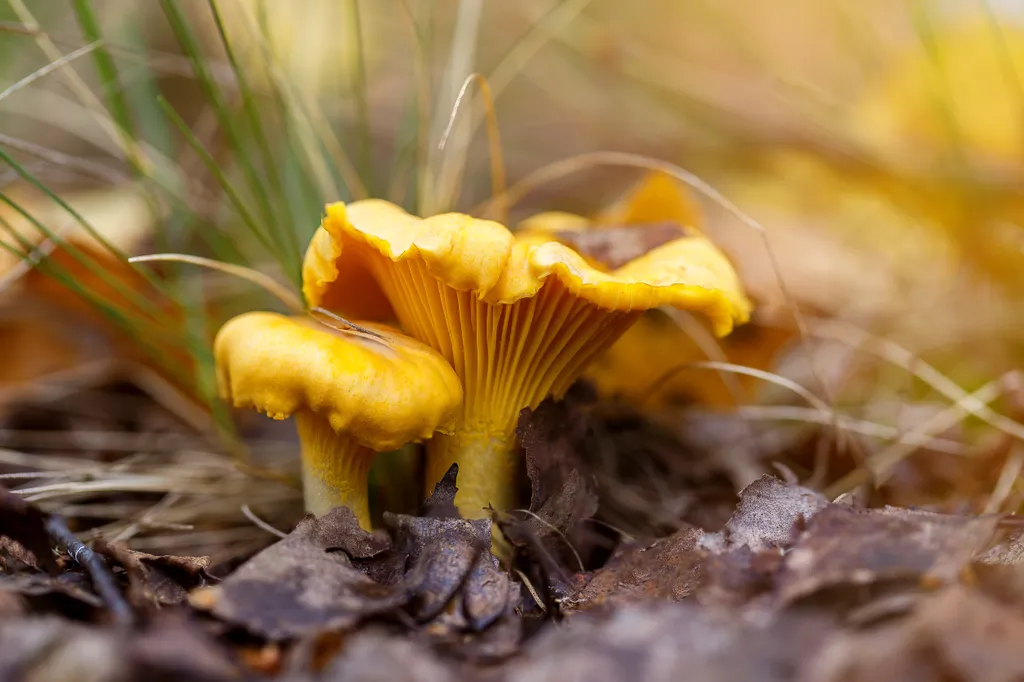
[519,172,774,409]
[301,199,751,518]
[214,311,462,529]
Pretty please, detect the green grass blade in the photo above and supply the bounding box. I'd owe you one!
[0,149,171,293]
[157,96,279,259]
[347,0,374,193]
[159,0,295,280]
[206,0,302,280]
[0,188,174,326]
[71,0,133,139]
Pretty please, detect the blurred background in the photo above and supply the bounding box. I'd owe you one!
[1,0,1023,560]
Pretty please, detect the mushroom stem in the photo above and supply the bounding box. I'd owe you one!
[295,410,376,528]
[424,428,518,516]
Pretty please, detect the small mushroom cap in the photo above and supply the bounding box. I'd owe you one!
[214,312,463,452]
[599,171,703,229]
[303,199,750,337]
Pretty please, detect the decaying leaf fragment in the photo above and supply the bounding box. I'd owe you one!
[0,615,240,682]
[190,506,402,639]
[700,475,829,553]
[507,602,834,682]
[806,586,1024,682]
[193,470,521,658]
[561,524,704,613]
[774,505,1001,607]
[96,542,213,607]
[0,484,59,574]
[499,401,599,557]
[384,508,521,659]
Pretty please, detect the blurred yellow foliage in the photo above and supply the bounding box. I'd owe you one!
[849,20,1024,288]
[854,21,1024,170]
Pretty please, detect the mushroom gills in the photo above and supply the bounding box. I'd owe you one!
[374,256,637,516]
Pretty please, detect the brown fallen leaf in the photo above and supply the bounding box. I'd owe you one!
[505,601,835,682]
[0,183,204,411]
[196,474,521,659]
[96,542,213,607]
[695,480,805,610]
[419,462,461,519]
[976,528,1024,565]
[0,484,58,574]
[0,572,104,620]
[393,516,492,622]
[313,629,460,682]
[514,400,599,547]
[805,586,1024,682]
[383,510,522,660]
[774,505,1001,607]
[700,475,828,553]
[494,400,599,610]
[191,506,404,639]
[561,524,704,613]
[0,614,240,682]
[698,544,784,610]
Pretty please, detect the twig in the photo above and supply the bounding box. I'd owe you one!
[45,515,134,626]
[241,504,287,539]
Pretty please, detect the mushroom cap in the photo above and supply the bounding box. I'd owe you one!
[214,312,463,452]
[598,171,703,229]
[302,199,750,337]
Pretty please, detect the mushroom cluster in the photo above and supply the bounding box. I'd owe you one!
[301,198,751,518]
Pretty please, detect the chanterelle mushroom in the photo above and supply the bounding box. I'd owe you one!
[302,200,751,517]
[214,311,462,528]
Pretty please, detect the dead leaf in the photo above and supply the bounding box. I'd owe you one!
[0,572,104,620]
[96,542,213,607]
[775,505,1000,607]
[805,586,1024,682]
[976,528,1024,565]
[562,524,704,613]
[192,507,404,639]
[698,544,783,610]
[315,629,458,682]
[0,614,240,682]
[0,536,45,572]
[461,550,513,631]
[495,401,598,609]
[382,488,522,660]
[503,400,598,554]
[384,510,521,652]
[700,475,828,553]
[517,401,596,516]
[0,485,58,574]
[420,463,460,519]
[396,518,488,621]
[507,602,834,682]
